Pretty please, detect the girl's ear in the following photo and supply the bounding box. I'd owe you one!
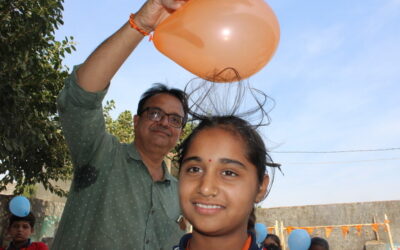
[255,175,269,203]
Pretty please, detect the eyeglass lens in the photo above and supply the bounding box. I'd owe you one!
[146,108,183,128]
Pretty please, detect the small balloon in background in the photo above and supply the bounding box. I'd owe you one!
[9,196,31,217]
[288,229,311,250]
[255,223,268,245]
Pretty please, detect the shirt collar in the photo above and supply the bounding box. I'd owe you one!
[8,239,31,250]
[127,142,174,184]
[174,232,262,250]
[127,142,142,160]
[176,233,192,249]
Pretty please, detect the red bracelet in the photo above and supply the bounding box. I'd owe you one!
[129,13,150,36]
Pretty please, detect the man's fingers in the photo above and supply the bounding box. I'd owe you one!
[161,0,188,11]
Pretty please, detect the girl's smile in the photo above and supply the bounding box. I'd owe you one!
[193,201,225,215]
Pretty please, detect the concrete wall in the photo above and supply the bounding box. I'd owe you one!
[256,200,400,250]
[1,194,398,250]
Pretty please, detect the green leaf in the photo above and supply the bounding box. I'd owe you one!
[0,0,73,197]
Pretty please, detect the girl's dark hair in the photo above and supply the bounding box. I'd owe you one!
[181,68,281,186]
[247,207,256,234]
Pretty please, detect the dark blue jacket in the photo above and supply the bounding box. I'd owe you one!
[173,232,265,250]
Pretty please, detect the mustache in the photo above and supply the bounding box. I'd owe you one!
[150,125,171,136]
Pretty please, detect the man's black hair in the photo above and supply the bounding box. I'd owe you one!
[137,83,189,126]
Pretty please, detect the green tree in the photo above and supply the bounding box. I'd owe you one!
[0,0,75,196]
[168,122,196,177]
[174,123,196,154]
[103,100,135,143]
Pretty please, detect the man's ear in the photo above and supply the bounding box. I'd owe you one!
[133,115,139,128]
[177,125,183,138]
[255,175,269,203]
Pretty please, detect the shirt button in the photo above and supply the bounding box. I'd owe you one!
[151,209,155,214]
[146,239,149,244]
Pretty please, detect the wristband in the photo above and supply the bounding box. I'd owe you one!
[129,13,150,36]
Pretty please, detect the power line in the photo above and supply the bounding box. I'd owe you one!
[271,147,400,154]
[281,157,400,165]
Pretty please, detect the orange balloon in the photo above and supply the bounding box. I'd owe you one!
[153,0,280,82]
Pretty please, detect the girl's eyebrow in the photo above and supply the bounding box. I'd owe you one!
[182,156,246,169]
[182,156,202,164]
[220,158,246,169]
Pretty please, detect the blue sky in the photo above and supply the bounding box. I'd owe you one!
[55,0,400,208]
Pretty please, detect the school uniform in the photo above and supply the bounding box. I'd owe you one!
[173,232,266,250]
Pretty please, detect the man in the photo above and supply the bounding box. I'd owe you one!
[52,0,189,249]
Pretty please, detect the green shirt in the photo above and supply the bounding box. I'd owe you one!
[52,67,184,250]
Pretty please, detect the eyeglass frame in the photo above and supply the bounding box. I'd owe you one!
[139,107,186,128]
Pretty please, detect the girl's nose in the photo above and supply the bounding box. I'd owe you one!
[198,173,218,197]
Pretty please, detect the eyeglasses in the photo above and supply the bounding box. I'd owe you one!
[140,107,185,128]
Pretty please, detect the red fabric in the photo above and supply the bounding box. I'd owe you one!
[0,242,48,250]
[26,242,48,250]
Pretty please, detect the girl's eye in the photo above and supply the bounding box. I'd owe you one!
[187,166,202,173]
[222,170,238,177]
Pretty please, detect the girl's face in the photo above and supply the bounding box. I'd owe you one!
[179,127,269,236]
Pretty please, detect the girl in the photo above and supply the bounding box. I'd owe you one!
[174,115,277,250]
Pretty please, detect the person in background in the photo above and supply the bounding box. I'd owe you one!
[309,237,329,250]
[263,234,282,250]
[1,213,48,250]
